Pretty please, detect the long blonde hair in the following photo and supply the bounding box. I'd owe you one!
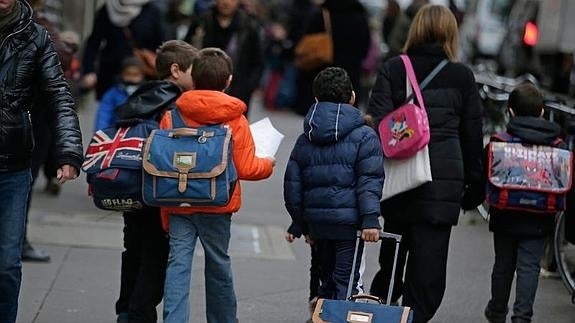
[403,5,459,61]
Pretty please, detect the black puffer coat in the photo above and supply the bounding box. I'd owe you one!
[0,0,83,172]
[367,44,484,226]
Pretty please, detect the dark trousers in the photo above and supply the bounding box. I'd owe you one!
[309,244,321,301]
[116,209,169,323]
[370,219,452,323]
[486,233,545,323]
[316,239,364,300]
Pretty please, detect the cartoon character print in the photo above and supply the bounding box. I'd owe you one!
[388,112,414,146]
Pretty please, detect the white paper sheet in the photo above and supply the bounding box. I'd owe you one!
[249,117,284,158]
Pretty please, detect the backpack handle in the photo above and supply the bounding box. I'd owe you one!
[168,129,215,139]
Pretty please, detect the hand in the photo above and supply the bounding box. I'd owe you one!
[285,233,296,243]
[81,73,97,90]
[304,235,315,245]
[266,157,276,167]
[57,165,78,184]
[362,228,380,242]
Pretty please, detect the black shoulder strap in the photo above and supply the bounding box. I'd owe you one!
[405,59,449,103]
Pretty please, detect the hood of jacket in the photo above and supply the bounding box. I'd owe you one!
[1,0,32,37]
[506,116,562,145]
[175,90,246,124]
[304,102,365,145]
[115,80,181,120]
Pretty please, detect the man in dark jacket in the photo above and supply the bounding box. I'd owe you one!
[112,40,197,323]
[0,0,83,322]
[185,0,263,114]
[284,67,383,301]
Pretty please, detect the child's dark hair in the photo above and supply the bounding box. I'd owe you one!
[155,40,199,80]
[508,83,545,117]
[121,57,143,71]
[313,67,353,104]
[192,48,233,91]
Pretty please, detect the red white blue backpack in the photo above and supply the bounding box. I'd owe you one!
[486,133,573,213]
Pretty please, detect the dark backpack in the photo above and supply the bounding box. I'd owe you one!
[82,119,158,211]
[486,133,573,214]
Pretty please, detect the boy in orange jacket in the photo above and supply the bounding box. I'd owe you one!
[160,48,275,323]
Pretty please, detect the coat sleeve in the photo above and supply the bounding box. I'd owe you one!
[231,116,274,180]
[459,67,485,209]
[355,129,384,229]
[36,26,83,172]
[82,8,105,74]
[366,62,395,128]
[94,89,118,131]
[284,138,307,235]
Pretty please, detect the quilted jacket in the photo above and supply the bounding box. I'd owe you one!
[284,102,384,240]
[0,0,82,172]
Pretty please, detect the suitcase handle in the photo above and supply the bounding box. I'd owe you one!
[346,231,402,306]
[349,294,384,304]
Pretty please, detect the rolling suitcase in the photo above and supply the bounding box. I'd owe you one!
[312,232,414,323]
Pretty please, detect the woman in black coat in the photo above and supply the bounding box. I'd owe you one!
[366,5,484,323]
[82,0,166,99]
[293,0,370,116]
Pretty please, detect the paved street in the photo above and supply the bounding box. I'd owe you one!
[19,97,575,323]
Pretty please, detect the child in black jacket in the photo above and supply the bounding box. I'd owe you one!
[484,84,573,323]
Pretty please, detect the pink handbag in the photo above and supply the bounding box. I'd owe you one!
[379,55,430,159]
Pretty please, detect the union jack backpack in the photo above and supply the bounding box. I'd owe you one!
[487,133,574,213]
[82,119,158,211]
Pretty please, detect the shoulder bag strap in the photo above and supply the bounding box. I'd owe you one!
[322,9,332,35]
[402,56,449,106]
[170,108,188,128]
[400,55,425,110]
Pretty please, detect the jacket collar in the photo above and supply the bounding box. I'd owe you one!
[406,43,449,58]
[175,90,246,125]
[506,116,562,145]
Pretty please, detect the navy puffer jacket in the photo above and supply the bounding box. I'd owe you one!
[284,102,384,240]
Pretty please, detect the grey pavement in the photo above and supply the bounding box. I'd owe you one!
[18,97,575,322]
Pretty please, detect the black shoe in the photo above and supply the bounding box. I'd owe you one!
[22,243,51,263]
[44,180,61,196]
[484,305,506,323]
[116,313,129,323]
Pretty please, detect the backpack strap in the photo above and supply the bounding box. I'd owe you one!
[402,56,449,106]
[170,108,188,128]
[491,132,519,143]
[551,137,565,147]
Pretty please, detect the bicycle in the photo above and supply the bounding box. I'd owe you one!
[474,68,575,302]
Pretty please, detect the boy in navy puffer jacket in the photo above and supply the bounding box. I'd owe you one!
[284,67,384,301]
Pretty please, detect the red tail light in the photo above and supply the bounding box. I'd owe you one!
[523,21,538,46]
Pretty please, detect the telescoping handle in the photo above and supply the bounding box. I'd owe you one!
[346,231,402,305]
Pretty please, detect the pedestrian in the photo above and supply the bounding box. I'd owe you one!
[366,5,484,323]
[185,0,264,114]
[81,0,166,100]
[294,0,371,116]
[483,84,573,323]
[284,221,322,321]
[382,0,400,44]
[21,0,78,263]
[284,67,383,317]
[160,48,275,323]
[94,57,145,131]
[385,0,428,61]
[0,0,83,322]
[112,40,198,323]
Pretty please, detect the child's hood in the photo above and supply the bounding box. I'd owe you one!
[115,81,182,120]
[175,90,246,124]
[506,116,562,145]
[303,102,365,145]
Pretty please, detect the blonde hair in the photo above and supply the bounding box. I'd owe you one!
[403,4,459,61]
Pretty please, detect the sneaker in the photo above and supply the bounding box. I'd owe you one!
[22,242,51,263]
[540,268,561,279]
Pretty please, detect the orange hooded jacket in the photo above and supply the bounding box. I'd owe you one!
[159,90,274,227]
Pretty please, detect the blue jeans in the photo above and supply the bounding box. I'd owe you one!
[163,214,236,323]
[487,233,546,323]
[0,169,32,323]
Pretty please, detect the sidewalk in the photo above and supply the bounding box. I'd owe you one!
[18,98,575,323]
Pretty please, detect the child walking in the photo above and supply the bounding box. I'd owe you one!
[160,48,275,323]
[284,67,383,303]
[484,84,574,323]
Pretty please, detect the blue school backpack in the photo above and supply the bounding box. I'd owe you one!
[141,109,237,207]
[487,133,573,213]
[82,119,158,211]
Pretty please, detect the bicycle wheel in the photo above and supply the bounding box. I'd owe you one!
[553,212,575,303]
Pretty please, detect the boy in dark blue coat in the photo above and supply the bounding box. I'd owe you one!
[284,67,384,301]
